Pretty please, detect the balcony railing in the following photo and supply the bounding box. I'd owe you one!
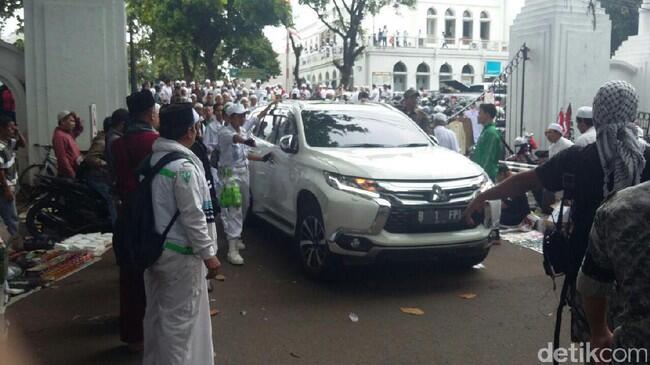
[365,36,508,52]
[297,37,508,67]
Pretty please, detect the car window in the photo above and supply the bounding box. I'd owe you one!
[254,114,275,141]
[301,108,431,148]
[277,113,297,140]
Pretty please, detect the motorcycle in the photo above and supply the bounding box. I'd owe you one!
[25,176,112,239]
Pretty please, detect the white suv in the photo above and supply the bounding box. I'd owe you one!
[248,101,500,277]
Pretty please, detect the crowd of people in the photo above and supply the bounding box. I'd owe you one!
[0,74,648,364]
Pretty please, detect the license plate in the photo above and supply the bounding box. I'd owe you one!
[420,209,463,225]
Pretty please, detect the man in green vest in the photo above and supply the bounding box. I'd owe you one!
[471,104,501,181]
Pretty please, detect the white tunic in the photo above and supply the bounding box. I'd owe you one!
[574,127,596,147]
[433,125,460,153]
[549,137,574,158]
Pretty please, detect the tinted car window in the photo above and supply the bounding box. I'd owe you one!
[301,108,431,148]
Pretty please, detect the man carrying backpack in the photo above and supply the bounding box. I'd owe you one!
[112,90,160,352]
[143,103,220,365]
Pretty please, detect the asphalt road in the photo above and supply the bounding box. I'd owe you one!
[7,219,569,365]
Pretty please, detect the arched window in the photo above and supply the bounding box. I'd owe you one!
[461,64,475,85]
[439,63,453,83]
[416,63,430,91]
[325,71,330,84]
[332,70,338,88]
[311,75,316,83]
[480,11,491,41]
[392,62,407,92]
[318,73,322,82]
[444,8,456,44]
[426,8,437,38]
[462,10,473,41]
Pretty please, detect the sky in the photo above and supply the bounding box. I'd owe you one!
[263,0,317,53]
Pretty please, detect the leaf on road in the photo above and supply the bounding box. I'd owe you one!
[459,293,477,300]
[400,307,425,316]
[290,352,301,359]
[210,309,219,317]
[215,274,226,281]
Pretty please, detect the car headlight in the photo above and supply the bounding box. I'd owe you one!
[479,173,494,193]
[324,172,380,199]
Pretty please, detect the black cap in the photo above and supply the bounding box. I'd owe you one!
[159,103,195,140]
[126,91,155,115]
[403,88,420,99]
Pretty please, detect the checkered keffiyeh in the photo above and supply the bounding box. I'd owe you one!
[593,80,646,197]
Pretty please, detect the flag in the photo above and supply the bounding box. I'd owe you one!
[565,103,572,138]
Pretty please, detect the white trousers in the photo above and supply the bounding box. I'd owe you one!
[143,251,214,365]
[220,168,250,241]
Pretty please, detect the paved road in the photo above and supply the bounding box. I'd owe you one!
[7,219,569,365]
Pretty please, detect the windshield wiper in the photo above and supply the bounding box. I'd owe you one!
[340,143,391,148]
[397,143,429,147]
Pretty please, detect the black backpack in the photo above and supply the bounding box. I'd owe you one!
[120,151,188,270]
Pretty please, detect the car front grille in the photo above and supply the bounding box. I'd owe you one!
[377,175,485,234]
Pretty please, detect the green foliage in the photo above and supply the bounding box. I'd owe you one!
[598,0,643,54]
[0,0,22,33]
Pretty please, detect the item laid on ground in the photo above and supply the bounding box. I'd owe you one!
[348,313,359,322]
[400,307,425,316]
[215,274,226,281]
[56,233,113,257]
[210,309,219,317]
[22,235,56,251]
[458,293,477,300]
[501,230,544,253]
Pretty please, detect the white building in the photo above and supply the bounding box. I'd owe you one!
[281,0,525,91]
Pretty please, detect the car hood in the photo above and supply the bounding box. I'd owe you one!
[311,146,484,180]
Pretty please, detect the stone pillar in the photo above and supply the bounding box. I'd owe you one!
[507,0,611,149]
[24,0,128,163]
[611,0,650,112]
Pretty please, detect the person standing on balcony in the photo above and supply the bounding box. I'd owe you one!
[403,30,408,47]
[442,32,449,48]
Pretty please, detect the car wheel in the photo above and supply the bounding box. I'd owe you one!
[295,201,340,279]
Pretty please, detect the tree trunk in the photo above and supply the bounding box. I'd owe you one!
[204,46,217,81]
[293,47,302,87]
[181,52,193,83]
[128,21,137,93]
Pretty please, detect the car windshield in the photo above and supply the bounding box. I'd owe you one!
[301,108,431,148]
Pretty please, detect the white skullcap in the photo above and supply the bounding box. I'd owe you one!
[576,106,593,119]
[547,123,564,134]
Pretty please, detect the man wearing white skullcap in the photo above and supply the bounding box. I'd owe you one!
[546,122,574,158]
[432,113,460,152]
[574,106,596,147]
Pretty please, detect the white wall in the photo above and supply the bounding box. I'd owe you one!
[24,0,128,161]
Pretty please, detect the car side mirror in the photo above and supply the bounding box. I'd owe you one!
[279,135,298,154]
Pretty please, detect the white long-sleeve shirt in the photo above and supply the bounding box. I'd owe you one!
[574,127,596,147]
[434,125,460,153]
[549,137,574,158]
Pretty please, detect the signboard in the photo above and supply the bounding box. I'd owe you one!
[485,61,502,77]
[240,68,265,80]
[372,72,391,86]
[229,67,240,78]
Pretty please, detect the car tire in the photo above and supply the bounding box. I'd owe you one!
[295,200,340,279]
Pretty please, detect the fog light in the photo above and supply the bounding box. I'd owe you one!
[350,238,361,249]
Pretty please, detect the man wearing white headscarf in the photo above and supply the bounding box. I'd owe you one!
[463,80,650,343]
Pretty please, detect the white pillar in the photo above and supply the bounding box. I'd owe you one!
[24,0,128,162]
[507,0,611,149]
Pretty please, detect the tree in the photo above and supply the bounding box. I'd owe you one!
[225,33,281,81]
[135,0,290,80]
[299,0,416,89]
[287,30,304,87]
[598,0,643,55]
[0,0,21,33]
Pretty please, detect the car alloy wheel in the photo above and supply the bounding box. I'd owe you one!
[299,215,328,272]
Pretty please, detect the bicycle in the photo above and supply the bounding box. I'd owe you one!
[18,144,58,201]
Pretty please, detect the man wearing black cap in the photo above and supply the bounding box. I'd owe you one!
[143,103,219,365]
[111,90,160,352]
[398,88,427,129]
